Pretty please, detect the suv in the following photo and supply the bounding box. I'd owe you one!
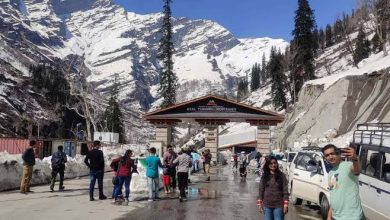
[289,149,332,220]
[353,123,390,220]
[281,151,297,174]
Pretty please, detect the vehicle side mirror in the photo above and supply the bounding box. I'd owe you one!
[282,158,287,162]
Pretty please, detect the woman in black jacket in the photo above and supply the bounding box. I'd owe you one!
[258,156,289,220]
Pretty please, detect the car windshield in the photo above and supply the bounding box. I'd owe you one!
[275,154,283,160]
[288,153,296,162]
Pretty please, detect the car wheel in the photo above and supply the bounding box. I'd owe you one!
[290,182,303,205]
[320,195,329,220]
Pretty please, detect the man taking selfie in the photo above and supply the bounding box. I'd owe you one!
[322,144,364,220]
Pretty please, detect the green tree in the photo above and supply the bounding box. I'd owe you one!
[103,76,125,143]
[333,19,343,43]
[353,26,370,65]
[290,0,316,102]
[158,0,177,108]
[371,33,381,53]
[237,77,249,101]
[250,63,261,91]
[325,24,333,47]
[261,53,267,85]
[268,47,287,110]
[313,28,319,54]
[319,28,325,50]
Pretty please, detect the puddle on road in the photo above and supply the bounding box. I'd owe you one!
[187,187,217,199]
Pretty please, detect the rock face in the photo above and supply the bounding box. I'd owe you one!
[277,71,390,148]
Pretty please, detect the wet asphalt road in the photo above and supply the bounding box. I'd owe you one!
[116,166,322,220]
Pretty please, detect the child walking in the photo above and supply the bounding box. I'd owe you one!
[163,167,171,193]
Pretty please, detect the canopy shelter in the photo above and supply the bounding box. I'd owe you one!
[144,94,284,163]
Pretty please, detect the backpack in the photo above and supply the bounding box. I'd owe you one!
[52,152,64,170]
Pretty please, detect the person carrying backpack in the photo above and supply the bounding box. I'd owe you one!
[50,145,67,192]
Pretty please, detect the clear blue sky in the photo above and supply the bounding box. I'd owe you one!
[113,0,356,40]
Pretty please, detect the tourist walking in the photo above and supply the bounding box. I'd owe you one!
[162,166,171,193]
[20,140,37,194]
[258,156,289,220]
[163,145,177,192]
[239,152,248,179]
[191,150,200,173]
[322,144,364,220]
[146,147,163,201]
[204,149,212,181]
[84,141,107,201]
[50,145,67,192]
[173,149,192,201]
[233,153,238,171]
[111,150,138,205]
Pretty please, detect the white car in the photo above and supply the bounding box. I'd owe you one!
[289,150,332,220]
[281,151,296,174]
[353,123,390,220]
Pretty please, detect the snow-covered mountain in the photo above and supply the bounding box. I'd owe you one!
[0,0,287,136]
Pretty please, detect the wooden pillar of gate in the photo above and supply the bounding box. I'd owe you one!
[204,125,218,165]
[256,125,271,155]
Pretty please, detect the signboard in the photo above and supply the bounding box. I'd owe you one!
[93,132,119,143]
[186,99,237,113]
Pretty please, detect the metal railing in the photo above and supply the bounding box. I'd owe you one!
[353,123,390,147]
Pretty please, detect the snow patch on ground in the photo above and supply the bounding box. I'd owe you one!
[0,145,156,192]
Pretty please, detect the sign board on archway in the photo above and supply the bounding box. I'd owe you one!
[144,94,284,163]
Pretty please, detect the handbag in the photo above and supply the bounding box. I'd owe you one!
[112,176,118,185]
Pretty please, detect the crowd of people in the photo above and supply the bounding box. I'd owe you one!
[19,140,213,205]
[19,139,364,219]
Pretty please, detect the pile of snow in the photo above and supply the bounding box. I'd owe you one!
[0,144,156,192]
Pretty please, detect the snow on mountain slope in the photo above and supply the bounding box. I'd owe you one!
[0,0,287,136]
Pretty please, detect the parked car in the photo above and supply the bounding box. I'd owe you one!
[281,151,297,174]
[353,123,390,220]
[288,149,332,220]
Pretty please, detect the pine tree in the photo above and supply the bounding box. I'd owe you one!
[319,28,325,50]
[291,0,316,103]
[371,33,381,53]
[237,77,249,101]
[158,0,177,108]
[103,76,125,143]
[334,19,343,43]
[313,28,319,54]
[260,53,267,85]
[353,26,370,65]
[250,63,260,91]
[268,47,287,110]
[325,24,333,47]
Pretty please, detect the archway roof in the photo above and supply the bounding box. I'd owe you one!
[144,94,284,125]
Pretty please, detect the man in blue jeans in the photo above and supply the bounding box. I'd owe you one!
[146,147,163,201]
[84,141,107,201]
